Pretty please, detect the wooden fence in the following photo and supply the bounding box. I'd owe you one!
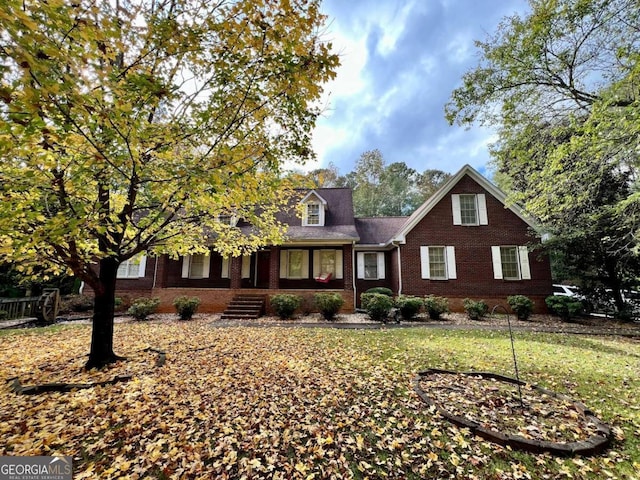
[0,296,40,320]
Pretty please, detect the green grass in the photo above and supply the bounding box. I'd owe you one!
[306,327,640,478]
[1,322,638,479]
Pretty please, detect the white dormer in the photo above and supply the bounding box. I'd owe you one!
[217,213,238,226]
[300,190,327,226]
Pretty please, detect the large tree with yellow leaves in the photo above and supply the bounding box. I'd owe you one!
[0,0,338,368]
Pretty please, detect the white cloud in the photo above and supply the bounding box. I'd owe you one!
[310,0,531,175]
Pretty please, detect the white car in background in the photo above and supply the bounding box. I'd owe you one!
[552,284,583,298]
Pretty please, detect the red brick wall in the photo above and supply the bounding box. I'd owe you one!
[148,287,356,314]
[111,246,358,314]
[400,175,552,313]
[354,251,396,306]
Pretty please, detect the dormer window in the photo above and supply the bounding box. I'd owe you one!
[306,203,320,225]
[301,191,327,226]
[217,214,237,226]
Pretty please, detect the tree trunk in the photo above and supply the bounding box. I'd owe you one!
[85,257,123,369]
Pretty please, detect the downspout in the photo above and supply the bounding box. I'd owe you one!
[394,242,402,295]
[352,241,357,310]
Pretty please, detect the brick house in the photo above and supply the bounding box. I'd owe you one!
[114,165,552,315]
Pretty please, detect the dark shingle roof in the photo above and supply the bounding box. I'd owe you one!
[278,188,360,242]
[355,217,408,245]
[275,188,356,226]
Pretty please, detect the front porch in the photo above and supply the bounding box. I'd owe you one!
[150,287,356,315]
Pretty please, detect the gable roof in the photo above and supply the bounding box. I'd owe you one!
[299,190,328,205]
[391,164,537,244]
[277,188,359,244]
[355,217,408,247]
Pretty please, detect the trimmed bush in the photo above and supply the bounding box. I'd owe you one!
[545,295,583,322]
[128,297,160,321]
[507,295,535,321]
[395,295,423,320]
[463,298,488,320]
[0,310,8,320]
[364,287,393,297]
[423,295,449,320]
[314,292,344,321]
[173,296,201,320]
[361,293,394,321]
[270,294,302,320]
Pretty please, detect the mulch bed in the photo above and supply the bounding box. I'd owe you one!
[414,369,614,456]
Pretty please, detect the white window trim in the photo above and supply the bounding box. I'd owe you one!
[491,246,531,280]
[280,249,309,279]
[117,254,147,279]
[181,254,211,279]
[313,249,344,279]
[217,214,238,226]
[420,246,457,280]
[356,252,385,280]
[241,255,251,279]
[302,201,325,226]
[452,193,488,226]
[221,257,230,279]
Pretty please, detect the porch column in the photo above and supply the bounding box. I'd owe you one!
[230,256,242,289]
[269,246,280,289]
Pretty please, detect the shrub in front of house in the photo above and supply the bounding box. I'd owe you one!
[128,297,160,321]
[463,298,488,320]
[545,295,583,322]
[270,294,302,320]
[313,292,344,321]
[173,296,201,320]
[361,292,394,322]
[395,295,423,320]
[423,295,449,320]
[507,295,534,321]
[364,287,393,297]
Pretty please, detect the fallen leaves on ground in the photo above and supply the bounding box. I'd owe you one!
[419,373,603,443]
[0,319,637,479]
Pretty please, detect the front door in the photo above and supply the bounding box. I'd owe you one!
[255,250,270,288]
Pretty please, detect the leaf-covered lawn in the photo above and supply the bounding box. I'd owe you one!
[1,320,639,479]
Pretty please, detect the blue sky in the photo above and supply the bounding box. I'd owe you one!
[310,0,530,177]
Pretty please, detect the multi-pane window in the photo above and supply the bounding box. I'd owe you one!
[288,250,304,278]
[319,250,336,275]
[420,246,457,280]
[117,254,145,279]
[492,245,530,281]
[459,194,478,225]
[500,246,520,280]
[306,203,320,225]
[428,247,447,279]
[363,253,378,279]
[452,194,487,226]
[189,254,206,278]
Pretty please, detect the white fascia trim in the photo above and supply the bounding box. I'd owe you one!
[353,243,396,251]
[299,190,328,205]
[281,240,357,246]
[391,164,538,242]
